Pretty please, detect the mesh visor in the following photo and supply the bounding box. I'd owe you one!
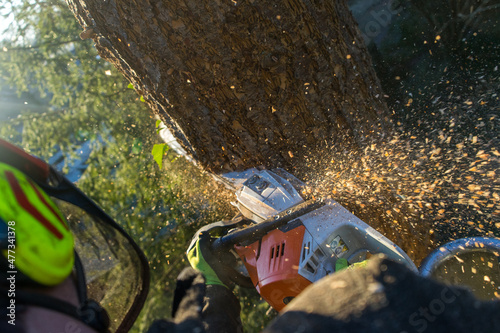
[54,199,148,332]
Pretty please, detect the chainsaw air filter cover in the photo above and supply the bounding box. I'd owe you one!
[235,170,304,223]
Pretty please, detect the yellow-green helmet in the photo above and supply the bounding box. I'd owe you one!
[0,162,74,286]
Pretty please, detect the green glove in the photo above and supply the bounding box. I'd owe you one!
[187,231,227,287]
[335,258,349,271]
[335,258,369,272]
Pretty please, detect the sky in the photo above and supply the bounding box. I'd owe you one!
[0,2,14,41]
[0,1,48,120]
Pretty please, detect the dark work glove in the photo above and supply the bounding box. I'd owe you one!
[147,267,206,333]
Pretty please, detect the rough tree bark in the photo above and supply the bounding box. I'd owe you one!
[66,0,391,174]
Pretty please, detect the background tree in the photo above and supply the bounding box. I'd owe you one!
[65,0,392,174]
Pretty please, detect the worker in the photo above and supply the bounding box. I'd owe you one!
[1,138,500,333]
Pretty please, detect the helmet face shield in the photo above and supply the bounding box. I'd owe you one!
[0,139,150,332]
[55,199,148,332]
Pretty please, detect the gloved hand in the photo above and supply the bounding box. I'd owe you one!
[187,231,229,287]
[187,220,255,289]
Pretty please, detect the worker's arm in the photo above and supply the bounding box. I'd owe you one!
[186,231,244,333]
[203,284,243,333]
[146,266,242,333]
[147,230,244,333]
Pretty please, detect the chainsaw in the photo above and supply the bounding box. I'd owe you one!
[203,168,500,309]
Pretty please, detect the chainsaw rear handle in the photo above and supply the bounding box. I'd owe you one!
[212,200,324,253]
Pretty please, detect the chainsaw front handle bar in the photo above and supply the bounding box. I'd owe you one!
[211,200,325,253]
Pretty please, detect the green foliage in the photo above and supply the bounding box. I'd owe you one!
[155,119,165,133]
[0,0,136,158]
[131,137,143,154]
[152,143,169,169]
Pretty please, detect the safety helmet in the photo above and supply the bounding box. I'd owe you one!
[0,162,74,286]
[0,139,150,333]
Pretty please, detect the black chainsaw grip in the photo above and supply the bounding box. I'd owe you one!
[212,200,324,253]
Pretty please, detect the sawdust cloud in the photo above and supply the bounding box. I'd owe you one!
[301,77,500,265]
[303,135,498,264]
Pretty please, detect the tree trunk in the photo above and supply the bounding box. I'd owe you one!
[66,0,391,174]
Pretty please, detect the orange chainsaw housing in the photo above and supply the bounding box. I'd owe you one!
[234,221,312,311]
